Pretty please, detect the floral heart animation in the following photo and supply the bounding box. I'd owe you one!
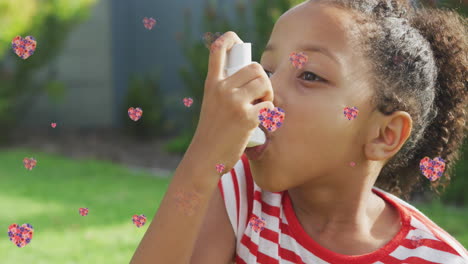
[8,223,34,248]
[419,156,445,181]
[128,107,143,121]
[344,106,359,120]
[11,36,37,60]
[133,214,147,228]
[259,107,285,133]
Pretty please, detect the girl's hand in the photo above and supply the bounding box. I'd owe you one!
[192,31,274,173]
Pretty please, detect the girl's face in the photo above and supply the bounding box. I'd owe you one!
[252,1,379,192]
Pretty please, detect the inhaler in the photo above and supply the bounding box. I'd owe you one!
[225,43,267,148]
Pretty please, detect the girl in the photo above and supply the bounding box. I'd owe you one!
[131,0,468,263]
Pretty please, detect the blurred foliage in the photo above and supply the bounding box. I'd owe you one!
[168,0,303,153]
[45,79,66,104]
[0,0,97,144]
[426,0,468,16]
[122,69,174,141]
[439,139,468,206]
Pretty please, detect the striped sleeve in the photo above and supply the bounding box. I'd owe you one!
[374,187,468,262]
[218,154,255,243]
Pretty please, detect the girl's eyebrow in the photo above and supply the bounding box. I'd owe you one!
[263,43,341,66]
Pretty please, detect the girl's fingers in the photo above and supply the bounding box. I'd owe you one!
[224,62,274,106]
[206,31,244,84]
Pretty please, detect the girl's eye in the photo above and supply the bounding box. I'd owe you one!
[298,71,326,82]
[263,69,326,82]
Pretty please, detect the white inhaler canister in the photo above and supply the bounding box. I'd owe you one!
[225,43,267,148]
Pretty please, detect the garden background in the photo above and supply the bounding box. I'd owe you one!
[0,0,466,263]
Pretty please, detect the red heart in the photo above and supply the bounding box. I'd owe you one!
[289,52,308,69]
[202,32,223,49]
[132,214,147,228]
[51,123,57,128]
[259,107,285,133]
[128,107,143,121]
[11,36,37,60]
[142,17,156,30]
[23,157,37,170]
[419,157,445,181]
[344,106,359,120]
[215,163,225,173]
[8,223,34,248]
[183,97,193,107]
[79,208,89,216]
[249,216,266,233]
[410,235,423,247]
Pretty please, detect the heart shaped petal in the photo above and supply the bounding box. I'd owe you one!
[248,216,266,233]
[23,157,37,170]
[183,97,193,107]
[142,17,156,30]
[8,223,34,248]
[419,156,445,181]
[128,107,143,121]
[289,52,308,69]
[258,107,285,133]
[79,208,89,216]
[132,214,147,227]
[215,163,225,173]
[344,106,359,120]
[202,32,223,49]
[12,36,37,60]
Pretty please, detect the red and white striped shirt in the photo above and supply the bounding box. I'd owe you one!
[218,154,468,264]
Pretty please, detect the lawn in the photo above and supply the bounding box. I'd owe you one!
[0,149,466,263]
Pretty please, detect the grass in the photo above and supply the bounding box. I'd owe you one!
[0,149,466,263]
[0,148,169,264]
[412,200,468,248]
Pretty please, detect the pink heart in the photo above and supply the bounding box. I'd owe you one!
[259,107,285,133]
[23,157,37,170]
[215,163,225,173]
[289,52,308,69]
[249,216,266,233]
[349,162,356,167]
[128,107,143,121]
[132,214,147,228]
[183,97,193,107]
[8,223,34,248]
[142,17,156,30]
[11,36,37,60]
[344,106,359,120]
[410,235,423,247]
[202,32,223,49]
[419,156,445,181]
[79,208,89,216]
[51,123,57,128]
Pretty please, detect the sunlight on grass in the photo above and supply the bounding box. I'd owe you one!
[0,194,65,221]
[1,148,466,263]
[1,222,150,263]
[0,148,167,263]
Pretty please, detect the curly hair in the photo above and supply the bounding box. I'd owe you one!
[312,0,468,200]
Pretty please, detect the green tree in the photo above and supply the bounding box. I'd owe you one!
[0,0,97,143]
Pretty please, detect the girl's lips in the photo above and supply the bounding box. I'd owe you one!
[259,125,272,140]
[244,137,270,160]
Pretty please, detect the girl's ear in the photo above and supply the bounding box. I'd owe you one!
[364,111,412,162]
